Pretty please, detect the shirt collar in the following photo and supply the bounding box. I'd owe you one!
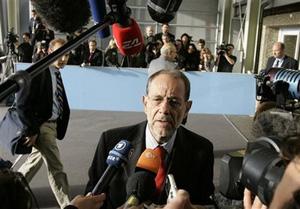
[145,123,176,154]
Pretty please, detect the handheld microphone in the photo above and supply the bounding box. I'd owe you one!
[88,0,111,38]
[147,0,183,23]
[91,140,132,195]
[108,0,144,55]
[30,0,91,34]
[124,149,161,208]
[124,171,156,209]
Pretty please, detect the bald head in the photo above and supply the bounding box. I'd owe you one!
[272,42,285,59]
[160,42,177,61]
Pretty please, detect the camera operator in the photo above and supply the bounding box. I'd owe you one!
[244,107,300,209]
[216,43,236,73]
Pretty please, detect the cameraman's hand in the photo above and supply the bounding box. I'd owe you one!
[269,156,300,209]
[69,193,106,209]
[243,189,267,209]
[24,134,38,147]
[164,190,204,209]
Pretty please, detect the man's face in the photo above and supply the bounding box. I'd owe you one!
[143,74,192,143]
[146,27,153,36]
[89,41,97,52]
[51,43,69,69]
[272,43,284,59]
[162,24,169,34]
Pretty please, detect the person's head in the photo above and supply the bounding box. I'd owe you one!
[160,42,177,61]
[201,47,213,60]
[272,42,285,59]
[187,43,197,54]
[88,39,97,53]
[252,108,300,139]
[162,34,170,45]
[31,9,37,18]
[180,33,191,46]
[0,169,33,209]
[225,43,234,55]
[22,32,31,43]
[197,38,206,50]
[143,69,192,144]
[175,39,182,51]
[108,38,117,49]
[145,26,154,37]
[161,23,170,34]
[48,38,69,69]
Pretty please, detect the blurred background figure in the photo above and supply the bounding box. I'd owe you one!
[148,42,178,76]
[82,39,103,67]
[199,47,215,72]
[154,23,175,43]
[216,43,236,73]
[144,25,155,45]
[32,41,48,62]
[17,32,33,63]
[104,39,120,67]
[265,42,298,72]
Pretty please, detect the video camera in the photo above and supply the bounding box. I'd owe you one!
[216,42,228,55]
[256,68,300,110]
[5,28,19,54]
[219,68,300,206]
[219,137,286,205]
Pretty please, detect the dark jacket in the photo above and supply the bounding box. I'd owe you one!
[85,121,214,209]
[265,55,299,71]
[19,68,70,139]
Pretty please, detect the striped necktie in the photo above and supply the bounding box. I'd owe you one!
[154,146,167,194]
[55,71,64,116]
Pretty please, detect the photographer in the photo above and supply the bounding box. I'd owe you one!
[216,43,236,73]
[243,107,300,209]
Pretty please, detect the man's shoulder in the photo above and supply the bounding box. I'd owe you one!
[178,126,213,148]
[101,121,146,142]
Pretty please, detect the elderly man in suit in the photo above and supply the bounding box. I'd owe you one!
[85,69,215,209]
[265,42,298,72]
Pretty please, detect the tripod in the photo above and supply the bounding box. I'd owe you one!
[0,43,18,105]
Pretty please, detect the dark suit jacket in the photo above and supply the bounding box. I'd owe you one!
[19,68,70,139]
[265,55,299,71]
[83,49,103,66]
[85,121,214,209]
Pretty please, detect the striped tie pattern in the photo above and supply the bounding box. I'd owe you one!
[55,71,64,116]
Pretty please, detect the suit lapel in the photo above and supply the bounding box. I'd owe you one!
[123,122,146,178]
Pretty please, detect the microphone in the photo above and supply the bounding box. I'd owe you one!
[124,171,156,208]
[147,0,183,23]
[124,149,161,208]
[91,140,132,195]
[108,0,144,55]
[30,0,91,34]
[88,0,111,38]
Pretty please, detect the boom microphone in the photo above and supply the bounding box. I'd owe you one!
[124,149,161,208]
[30,0,91,34]
[147,0,183,23]
[88,0,111,38]
[91,140,132,195]
[109,0,144,55]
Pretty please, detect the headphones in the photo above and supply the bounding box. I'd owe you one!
[0,168,39,209]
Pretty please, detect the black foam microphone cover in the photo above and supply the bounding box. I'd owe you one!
[31,0,91,34]
[147,0,183,23]
[126,171,156,204]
